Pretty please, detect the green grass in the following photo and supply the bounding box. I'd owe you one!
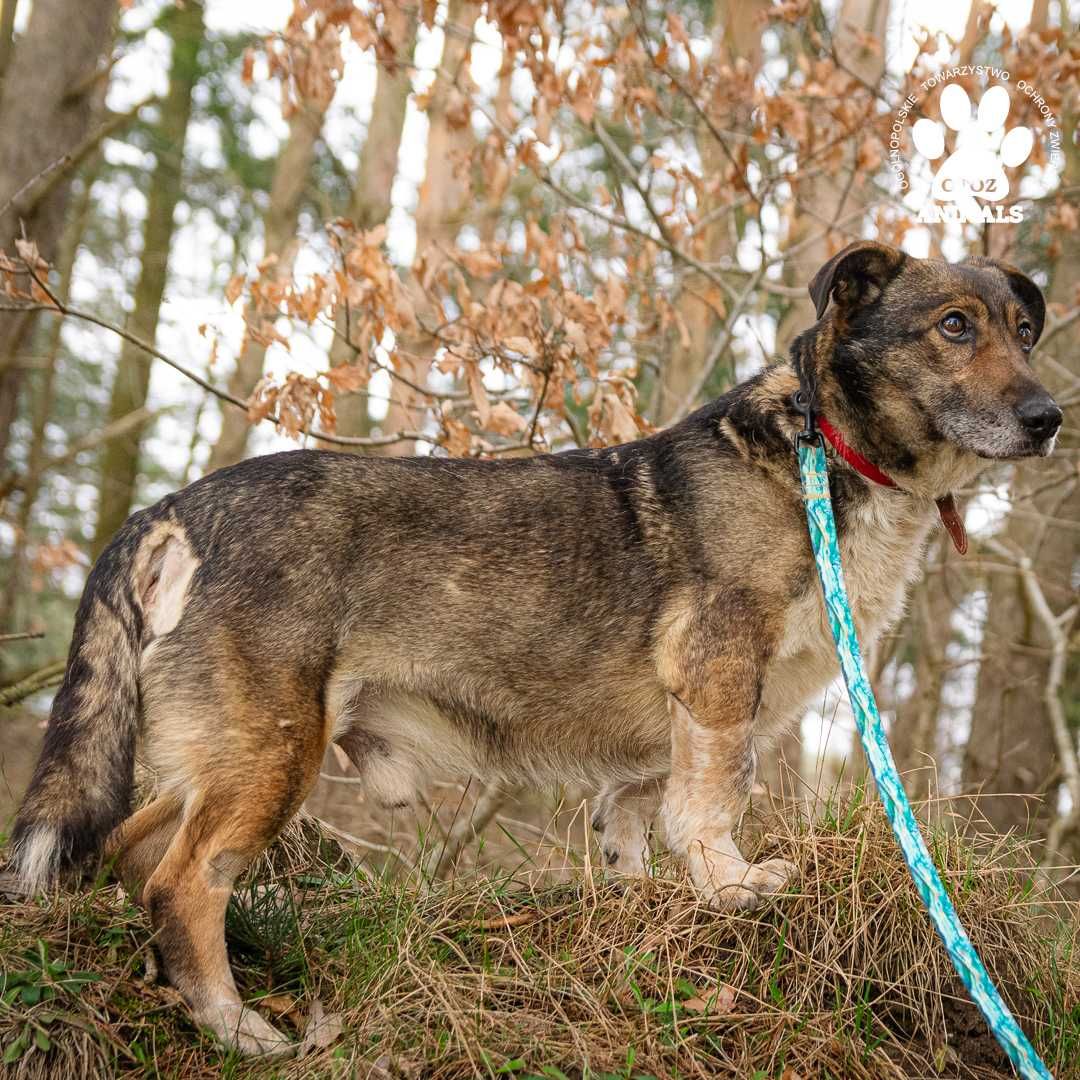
[0,801,1077,1079]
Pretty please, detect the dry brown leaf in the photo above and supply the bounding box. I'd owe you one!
[603,388,640,444]
[465,362,491,425]
[259,993,299,1019]
[487,401,527,436]
[682,984,736,1015]
[458,247,502,278]
[298,998,344,1056]
[324,363,369,393]
[224,273,246,306]
[14,236,45,271]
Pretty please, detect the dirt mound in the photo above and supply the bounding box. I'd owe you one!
[0,798,1076,1078]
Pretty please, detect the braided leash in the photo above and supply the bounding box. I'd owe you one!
[796,434,1053,1080]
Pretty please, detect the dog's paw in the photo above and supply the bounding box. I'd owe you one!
[742,857,798,897]
[601,841,651,879]
[689,853,799,911]
[195,1001,295,1059]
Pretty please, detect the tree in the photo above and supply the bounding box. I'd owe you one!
[0,0,117,462]
[91,0,205,558]
[207,9,345,470]
[960,5,1079,853]
[773,0,891,354]
[326,3,417,443]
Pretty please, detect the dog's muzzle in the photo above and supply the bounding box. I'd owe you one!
[1014,393,1063,444]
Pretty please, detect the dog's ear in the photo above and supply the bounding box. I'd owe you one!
[965,256,1046,344]
[808,240,907,321]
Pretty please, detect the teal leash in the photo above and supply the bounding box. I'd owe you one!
[795,424,1053,1080]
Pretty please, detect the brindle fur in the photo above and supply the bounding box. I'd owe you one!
[11,242,1060,1056]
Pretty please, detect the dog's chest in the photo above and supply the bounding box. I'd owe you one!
[762,490,935,729]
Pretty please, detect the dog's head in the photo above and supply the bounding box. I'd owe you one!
[805,240,1061,470]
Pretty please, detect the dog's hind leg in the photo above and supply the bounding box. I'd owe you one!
[140,703,326,1058]
[591,780,662,877]
[106,792,184,896]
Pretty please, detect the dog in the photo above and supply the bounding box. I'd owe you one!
[10,240,1060,1056]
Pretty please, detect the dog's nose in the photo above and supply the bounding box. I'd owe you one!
[1015,395,1063,440]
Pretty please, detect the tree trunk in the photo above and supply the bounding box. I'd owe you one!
[0,0,117,464]
[0,157,99,638]
[384,0,479,450]
[206,97,333,471]
[890,564,954,806]
[91,1,204,558]
[330,4,417,442]
[306,4,472,833]
[773,0,890,354]
[961,481,1078,836]
[656,1,765,424]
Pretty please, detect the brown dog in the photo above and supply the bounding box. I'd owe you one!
[11,241,1060,1055]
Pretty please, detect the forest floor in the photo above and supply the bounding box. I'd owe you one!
[0,792,1077,1080]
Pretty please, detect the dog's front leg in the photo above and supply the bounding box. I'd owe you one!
[658,625,797,909]
[591,780,663,877]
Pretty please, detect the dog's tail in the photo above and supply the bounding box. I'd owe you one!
[10,522,150,891]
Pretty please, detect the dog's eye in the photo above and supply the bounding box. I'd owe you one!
[1018,322,1034,351]
[939,312,968,338]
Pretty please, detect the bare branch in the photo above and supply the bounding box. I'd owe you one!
[0,405,167,500]
[986,538,1080,871]
[1,660,65,707]
[0,300,430,450]
[423,780,511,879]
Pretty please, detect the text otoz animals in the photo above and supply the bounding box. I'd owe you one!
[12,241,1061,1056]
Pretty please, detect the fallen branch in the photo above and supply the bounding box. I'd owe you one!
[312,817,409,863]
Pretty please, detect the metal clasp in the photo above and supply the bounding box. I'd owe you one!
[792,388,821,448]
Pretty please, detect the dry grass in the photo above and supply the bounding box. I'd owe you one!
[1,791,1078,1080]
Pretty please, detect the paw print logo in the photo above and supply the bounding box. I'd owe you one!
[912,84,1033,204]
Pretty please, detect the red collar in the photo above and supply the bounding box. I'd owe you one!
[817,415,897,489]
[815,413,968,555]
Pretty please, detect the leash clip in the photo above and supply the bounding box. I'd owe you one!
[792,389,821,448]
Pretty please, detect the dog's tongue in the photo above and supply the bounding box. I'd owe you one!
[936,494,968,555]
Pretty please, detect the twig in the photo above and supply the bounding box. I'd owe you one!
[674,266,764,419]
[0,157,74,222]
[29,98,155,217]
[1,660,65,707]
[469,910,540,930]
[424,780,510,880]
[0,300,429,450]
[1038,307,1080,353]
[0,631,44,644]
[0,405,167,500]
[591,118,678,250]
[310,817,409,862]
[986,538,1080,871]
[0,99,152,224]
